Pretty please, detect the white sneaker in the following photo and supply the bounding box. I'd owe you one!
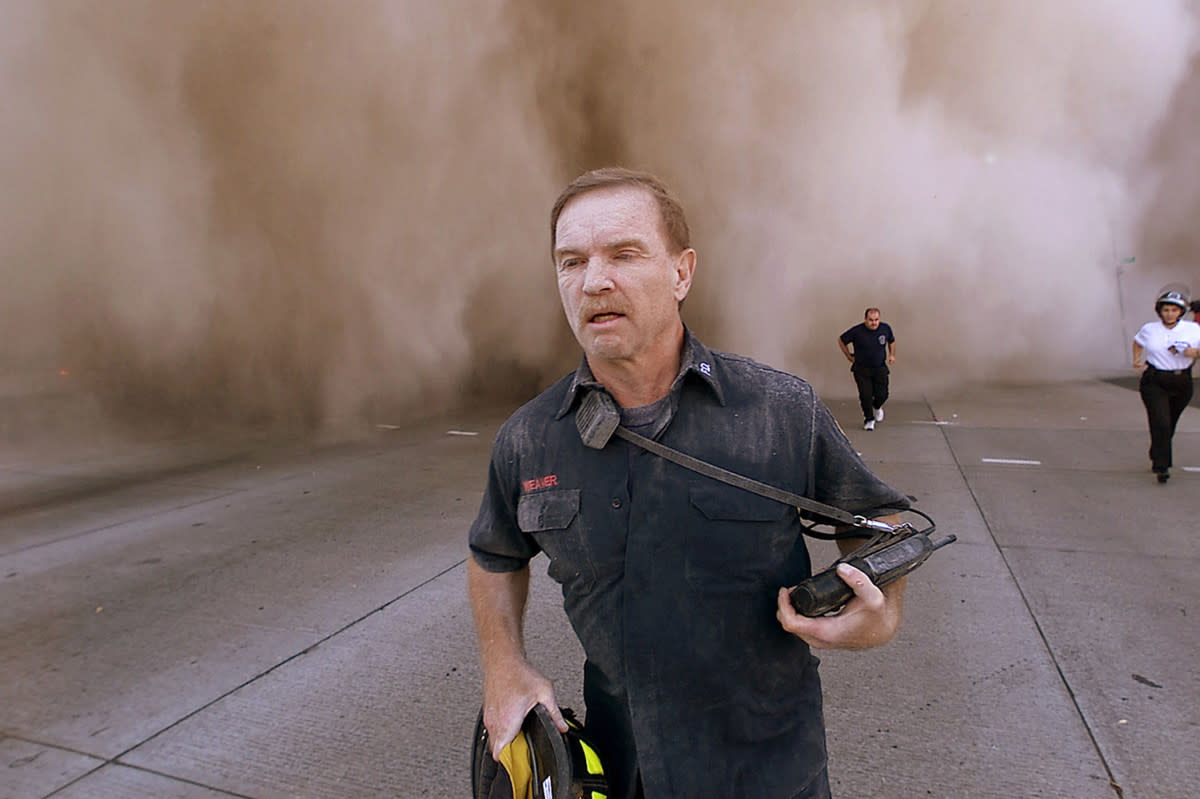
[874,407,884,422]
[864,420,875,431]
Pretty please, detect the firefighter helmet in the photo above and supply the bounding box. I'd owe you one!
[471,704,608,799]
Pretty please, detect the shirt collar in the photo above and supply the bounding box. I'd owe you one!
[555,327,726,419]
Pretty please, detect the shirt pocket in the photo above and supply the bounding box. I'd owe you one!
[516,489,595,590]
[684,483,798,593]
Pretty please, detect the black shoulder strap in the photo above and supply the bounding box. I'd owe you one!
[613,425,890,536]
[574,386,890,537]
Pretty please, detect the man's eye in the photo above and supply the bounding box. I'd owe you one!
[559,258,582,270]
[615,251,637,260]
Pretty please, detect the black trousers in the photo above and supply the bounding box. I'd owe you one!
[852,365,889,421]
[1139,367,1193,471]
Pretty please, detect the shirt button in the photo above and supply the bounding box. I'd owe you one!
[611,497,622,509]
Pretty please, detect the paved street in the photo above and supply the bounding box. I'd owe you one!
[2,377,1198,798]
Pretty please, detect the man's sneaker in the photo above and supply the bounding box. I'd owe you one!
[864,420,875,431]
[874,407,885,423]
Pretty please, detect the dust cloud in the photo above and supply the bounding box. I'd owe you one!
[1,0,1197,440]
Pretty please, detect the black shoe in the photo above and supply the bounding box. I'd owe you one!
[1156,470,1170,483]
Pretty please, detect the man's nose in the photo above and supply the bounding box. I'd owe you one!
[581,259,615,294]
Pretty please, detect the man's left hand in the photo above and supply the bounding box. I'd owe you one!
[775,564,905,650]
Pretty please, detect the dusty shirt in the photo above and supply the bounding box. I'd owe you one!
[469,330,909,798]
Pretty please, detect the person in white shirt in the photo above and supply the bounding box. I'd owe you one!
[1132,289,1200,482]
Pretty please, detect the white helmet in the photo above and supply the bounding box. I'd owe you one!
[1155,289,1189,313]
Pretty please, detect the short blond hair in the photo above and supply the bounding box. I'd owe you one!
[550,167,691,255]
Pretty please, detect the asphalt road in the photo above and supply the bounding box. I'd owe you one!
[2,377,1197,798]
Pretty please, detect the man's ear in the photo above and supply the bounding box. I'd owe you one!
[674,248,697,302]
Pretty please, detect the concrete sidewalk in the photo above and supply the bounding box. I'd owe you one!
[1,378,1197,798]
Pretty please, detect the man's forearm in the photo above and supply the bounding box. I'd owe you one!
[468,558,531,667]
[468,558,568,749]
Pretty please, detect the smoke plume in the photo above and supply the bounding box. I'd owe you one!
[1,0,1197,438]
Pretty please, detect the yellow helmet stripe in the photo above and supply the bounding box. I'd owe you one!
[580,741,604,775]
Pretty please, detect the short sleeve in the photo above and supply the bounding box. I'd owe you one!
[468,437,541,572]
[808,399,909,518]
[1188,322,1200,348]
[1133,323,1154,347]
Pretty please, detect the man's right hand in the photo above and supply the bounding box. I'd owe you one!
[775,564,905,650]
[481,656,568,758]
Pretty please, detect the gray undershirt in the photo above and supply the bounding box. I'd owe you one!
[620,394,673,440]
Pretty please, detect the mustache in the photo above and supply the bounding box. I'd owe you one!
[579,302,629,322]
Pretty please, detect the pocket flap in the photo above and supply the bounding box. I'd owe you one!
[517,489,581,532]
[689,483,789,522]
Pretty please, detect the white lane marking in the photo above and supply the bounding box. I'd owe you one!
[981,458,1042,466]
[1181,466,1200,472]
[912,420,952,425]
[446,430,479,436]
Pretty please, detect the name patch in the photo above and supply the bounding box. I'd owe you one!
[522,474,559,492]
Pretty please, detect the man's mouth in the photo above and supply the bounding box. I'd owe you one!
[588,312,623,324]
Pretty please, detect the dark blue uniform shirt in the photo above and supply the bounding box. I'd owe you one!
[469,330,909,798]
[840,322,895,369]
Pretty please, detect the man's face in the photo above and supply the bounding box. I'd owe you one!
[553,186,695,367]
[865,311,881,330]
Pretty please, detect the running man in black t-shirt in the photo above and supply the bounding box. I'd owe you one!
[838,307,896,430]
